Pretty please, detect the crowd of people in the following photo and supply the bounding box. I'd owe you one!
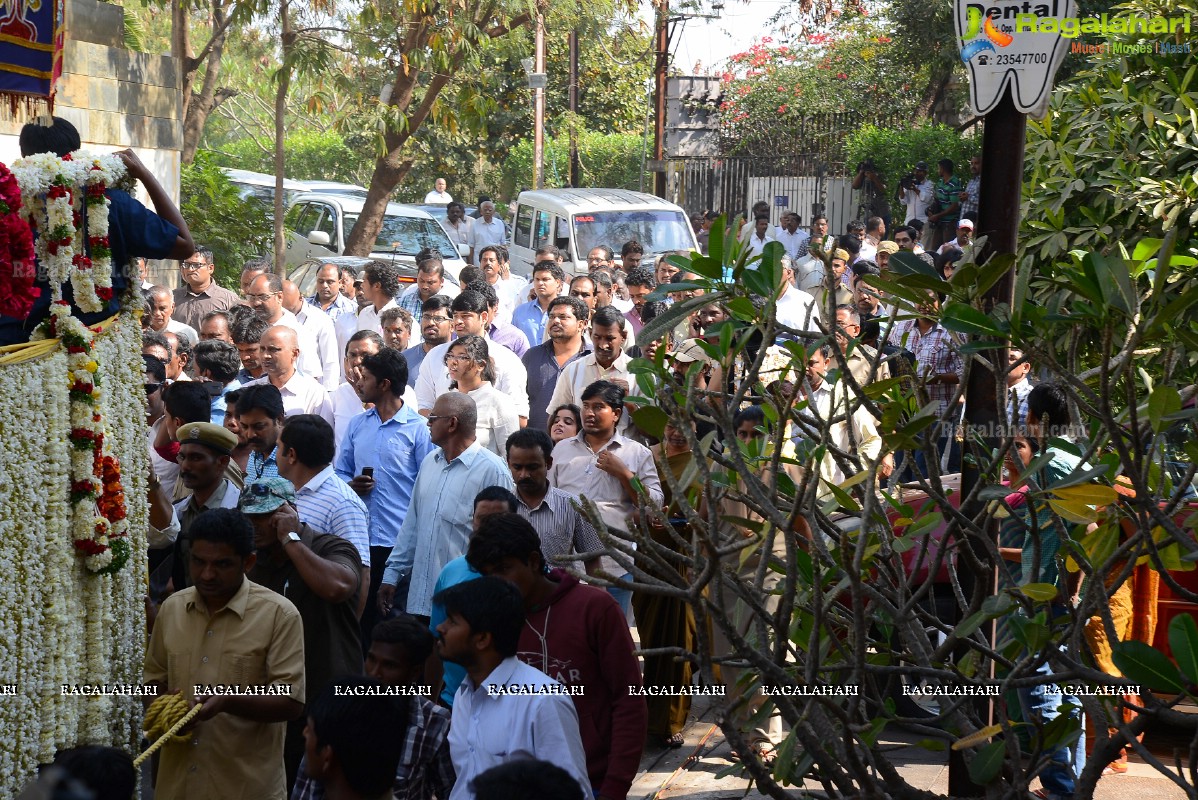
[6,141,1118,800]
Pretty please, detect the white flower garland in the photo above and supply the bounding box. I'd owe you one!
[0,313,147,792]
[10,150,126,312]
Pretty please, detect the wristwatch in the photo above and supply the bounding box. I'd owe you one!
[284,531,302,546]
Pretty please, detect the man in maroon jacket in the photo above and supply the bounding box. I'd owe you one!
[466,513,647,800]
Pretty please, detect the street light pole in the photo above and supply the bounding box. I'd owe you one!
[568,30,580,187]
[533,11,547,190]
[652,0,668,198]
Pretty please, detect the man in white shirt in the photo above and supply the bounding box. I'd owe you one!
[859,216,885,263]
[415,289,530,421]
[283,279,341,390]
[146,285,198,347]
[774,212,810,261]
[745,215,776,259]
[356,260,403,335]
[468,201,507,264]
[245,272,324,383]
[424,177,452,204]
[799,343,885,500]
[441,201,473,251]
[435,576,592,800]
[774,257,822,334]
[897,161,933,225]
[477,245,524,325]
[244,326,334,426]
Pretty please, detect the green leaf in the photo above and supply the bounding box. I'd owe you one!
[1018,583,1060,602]
[938,302,1006,337]
[1111,640,1186,693]
[707,214,726,264]
[1169,614,1198,685]
[888,250,940,279]
[1133,237,1164,262]
[967,739,1005,785]
[630,405,668,440]
[1148,386,1182,434]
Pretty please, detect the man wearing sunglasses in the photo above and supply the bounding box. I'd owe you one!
[173,247,240,332]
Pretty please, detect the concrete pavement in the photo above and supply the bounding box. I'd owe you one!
[628,697,1189,799]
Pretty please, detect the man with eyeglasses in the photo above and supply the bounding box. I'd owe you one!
[402,295,454,388]
[246,272,325,384]
[414,289,530,423]
[378,392,514,623]
[172,247,240,332]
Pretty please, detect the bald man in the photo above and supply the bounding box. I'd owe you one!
[146,285,198,346]
[281,279,341,390]
[246,272,325,385]
[243,326,334,425]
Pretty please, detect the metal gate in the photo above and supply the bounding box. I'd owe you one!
[664,156,862,235]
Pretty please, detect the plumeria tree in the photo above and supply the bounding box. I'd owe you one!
[585,221,1198,798]
[717,25,962,156]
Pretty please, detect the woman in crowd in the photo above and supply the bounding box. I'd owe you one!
[445,335,520,456]
[548,403,581,443]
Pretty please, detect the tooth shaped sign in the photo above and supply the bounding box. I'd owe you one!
[955,0,1076,118]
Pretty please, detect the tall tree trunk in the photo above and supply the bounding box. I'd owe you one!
[913,63,952,122]
[180,8,231,164]
[273,0,293,275]
[342,71,451,256]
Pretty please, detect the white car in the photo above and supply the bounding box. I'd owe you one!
[284,193,467,280]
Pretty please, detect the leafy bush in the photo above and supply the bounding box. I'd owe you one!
[499,129,648,198]
[208,129,372,186]
[844,123,981,202]
[1021,0,1198,270]
[180,152,272,288]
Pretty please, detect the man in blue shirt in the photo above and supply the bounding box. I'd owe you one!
[427,486,518,707]
[511,260,566,346]
[377,392,514,621]
[335,348,436,648]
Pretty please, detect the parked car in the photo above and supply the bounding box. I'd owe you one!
[283,193,467,280]
[298,180,369,198]
[508,189,699,277]
[222,168,306,221]
[286,255,415,299]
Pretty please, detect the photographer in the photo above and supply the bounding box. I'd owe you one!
[924,158,964,252]
[895,161,933,226]
[852,159,891,230]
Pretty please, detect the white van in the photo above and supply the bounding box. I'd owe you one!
[508,189,699,277]
[283,193,467,280]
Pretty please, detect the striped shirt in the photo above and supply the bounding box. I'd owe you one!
[517,486,604,569]
[294,465,371,567]
[248,446,280,481]
[291,696,455,800]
